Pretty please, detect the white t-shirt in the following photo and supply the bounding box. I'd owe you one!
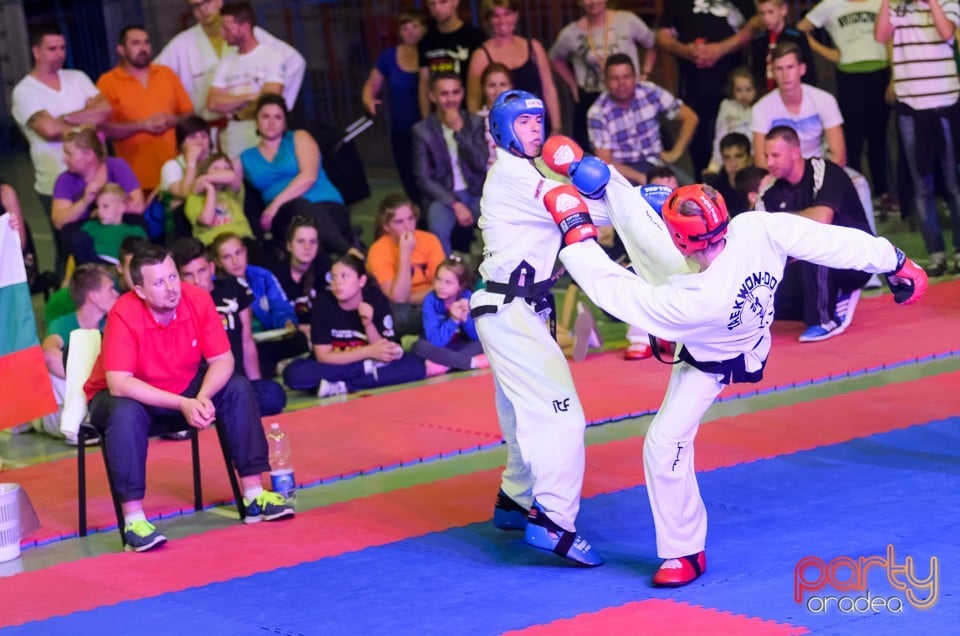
[804,0,887,68]
[155,25,305,120]
[11,70,101,195]
[211,44,285,158]
[751,85,844,159]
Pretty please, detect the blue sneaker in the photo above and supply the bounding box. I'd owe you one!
[244,491,295,524]
[798,322,840,342]
[835,288,860,330]
[799,288,860,343]
[493,489,528,530]
[524,502,603,566]
[124,519,167,552]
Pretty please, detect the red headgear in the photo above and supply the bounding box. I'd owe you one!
[661,184,730,256]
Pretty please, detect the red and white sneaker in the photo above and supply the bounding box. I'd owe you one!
[652,551,706,587]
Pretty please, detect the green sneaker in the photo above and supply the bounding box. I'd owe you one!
[243,491,295,524]
[124,520,167,552]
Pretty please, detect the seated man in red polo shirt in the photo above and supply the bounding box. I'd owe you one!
[83,244,294,552]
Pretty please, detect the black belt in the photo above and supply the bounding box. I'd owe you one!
[471,261,559,337]
[673,345,766,385]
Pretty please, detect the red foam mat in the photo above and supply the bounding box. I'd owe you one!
[2,371,957,628]
[503,599,808,635]
[6,281,960,543]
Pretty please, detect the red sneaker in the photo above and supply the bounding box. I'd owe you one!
[624,343,652,360]
[652,551,706,587]
[655,338,675,356]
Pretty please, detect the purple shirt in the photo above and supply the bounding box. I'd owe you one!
[52,157,140,221]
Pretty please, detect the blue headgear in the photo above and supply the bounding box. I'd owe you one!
[489,90,545,157]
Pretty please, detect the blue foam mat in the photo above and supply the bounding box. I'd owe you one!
[7,418,960,635]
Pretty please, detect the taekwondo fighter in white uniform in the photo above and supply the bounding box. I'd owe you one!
[471,90,619,567]
[539,139,929,586]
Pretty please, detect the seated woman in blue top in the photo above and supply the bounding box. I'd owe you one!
[240,94,358,257]
[411,255,488,375]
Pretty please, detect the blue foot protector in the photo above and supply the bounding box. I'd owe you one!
[524,501,603,566]
[493,489,528,531]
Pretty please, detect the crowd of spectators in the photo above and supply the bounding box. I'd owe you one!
[7,0,960,437]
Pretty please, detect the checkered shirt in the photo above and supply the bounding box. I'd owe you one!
[587,82,682,164]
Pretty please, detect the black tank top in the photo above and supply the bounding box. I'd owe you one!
[480,39,542,98]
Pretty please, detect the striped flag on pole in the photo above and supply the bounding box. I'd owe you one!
[0,213,56,429]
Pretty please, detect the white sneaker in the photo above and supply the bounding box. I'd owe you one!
[317,379,347,399]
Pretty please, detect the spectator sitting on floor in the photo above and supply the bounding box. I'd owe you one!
[734,165,769,214]
[366,193,446,336]
[211,231,307,377]
[160,116,213,237]
[412,71,488,257]
[270,215,331,335]
[647,166,680,189]
[705,67,756,175]
[758,125,873,343]
[240,94,359,259]
[183,152,255,246]
[411,255,487,374]
[282,254,427,399]
[51,127,145,272]
[704,132,754,215]
[74,184,148,265]
[40,263,118,441]
[172,237,286,416]
[82,243,295,552]
[45,235,150,326]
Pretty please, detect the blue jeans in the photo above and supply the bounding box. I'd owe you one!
[427,190,481,257]
[897,109,960,257]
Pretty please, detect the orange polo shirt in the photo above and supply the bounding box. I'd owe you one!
[367,230,446,299]
[96,64,193,190]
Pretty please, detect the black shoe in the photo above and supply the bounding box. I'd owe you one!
[493,489,528,530]
[925,262,947,277]
[160,430,191,441]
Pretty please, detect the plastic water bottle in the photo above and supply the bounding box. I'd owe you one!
[266,422,296,503]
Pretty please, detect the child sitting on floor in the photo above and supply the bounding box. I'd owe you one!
[184,153,254,246]
[282,254,427,398]
[412,255,488,374]
[75,184,147,265]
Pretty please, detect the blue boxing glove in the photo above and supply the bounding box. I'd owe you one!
[638,184,674,216]
[542,135,610,199]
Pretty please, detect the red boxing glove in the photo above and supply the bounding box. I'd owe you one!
[541,135,584,177]
[544,185,598,246]
[885,248,928,305]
